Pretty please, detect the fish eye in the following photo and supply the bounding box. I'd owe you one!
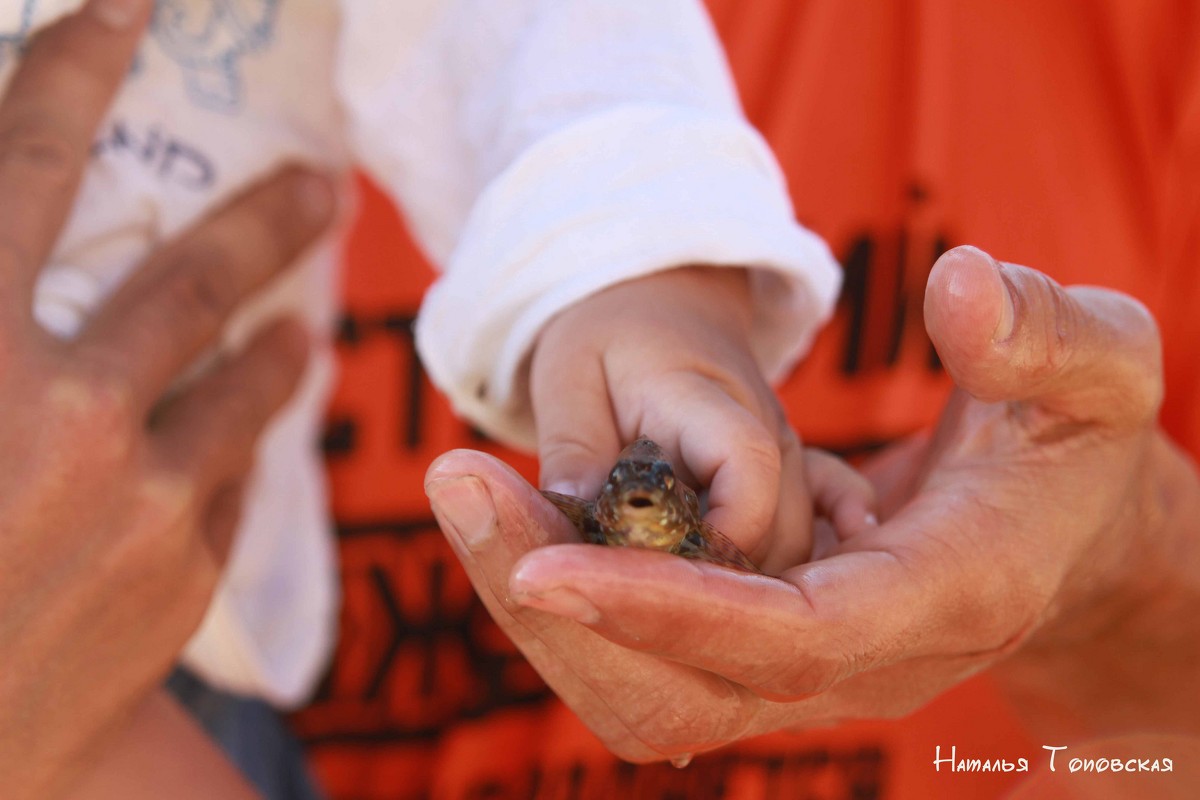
[650,461,674,487]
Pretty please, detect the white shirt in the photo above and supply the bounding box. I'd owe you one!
[13,0,840,707]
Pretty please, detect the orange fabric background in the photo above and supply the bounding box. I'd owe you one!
[291,2,1199,798]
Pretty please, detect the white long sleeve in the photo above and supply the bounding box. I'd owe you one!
[337,0,842,449]
[0,0,840,707]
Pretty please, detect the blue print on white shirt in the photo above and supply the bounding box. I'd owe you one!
[0,1,280,114]
[151,0,280,113]
[0,1,36,68]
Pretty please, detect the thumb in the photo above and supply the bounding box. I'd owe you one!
[530,350,621,498]
[924,245,1162,428]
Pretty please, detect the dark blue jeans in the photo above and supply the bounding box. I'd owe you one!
[166,668,325,800]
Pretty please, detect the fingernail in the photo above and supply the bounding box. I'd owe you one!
[88,0,147,30]
[513,586,601,625]
[295,172,336,225]
[427,476,495,550]
[992,263,1016,342]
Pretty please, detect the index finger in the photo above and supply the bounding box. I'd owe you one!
[0,0,151,312]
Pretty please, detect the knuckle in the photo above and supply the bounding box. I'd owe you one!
[102,473,196,578]
[139,471,199,523]
[0,121,81,191]
[775,411,801,449]
[43,370,136,454]
[89,372,137,426]
[1025,270,1077,382]
[235,183,306,265]
[727,425,783,527]
[739,425,783,476]
[1030,283,1165,426]
[538,434,607,469]
[165,246,237,328]
[945,551,1049,657]
[1128,373,1166,426]
[985,578,1048,649]
[1115,296,1165,421]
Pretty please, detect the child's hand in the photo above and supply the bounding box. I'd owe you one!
[529,266,874,572]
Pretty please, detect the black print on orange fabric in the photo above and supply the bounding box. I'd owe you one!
[838,225,950,377]
[335,310,427,451]
[497,747,886,800]
[298,523,552,744]
[321,417,356,456]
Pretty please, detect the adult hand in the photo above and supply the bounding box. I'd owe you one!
[531,265,873,574]
[427,245,1200,762]
[0,2,334,796]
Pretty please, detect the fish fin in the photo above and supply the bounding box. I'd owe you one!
[678,524,761,573]
[541,491,606,545]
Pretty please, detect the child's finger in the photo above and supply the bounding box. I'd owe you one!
[531,348,621,500]
[804,448,878,540]
[668,388,794,564]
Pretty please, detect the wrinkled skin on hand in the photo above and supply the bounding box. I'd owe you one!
[427,245,1200,764]
[0,3,333,797]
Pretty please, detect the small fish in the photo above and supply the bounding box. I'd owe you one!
[542,437,760,573]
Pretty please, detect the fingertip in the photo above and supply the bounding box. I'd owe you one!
[424,448,513,491]
[537,439,612,498]
[245,318,310,401]
[926,246,1011,354]
[86,0,154,31]
[424,449,470,489]
[512,542,673,596]
[510,548,562,596]
[529,342,620,497]
[510,585,602,624]
[427,473,496,552]
[832,503,879,541]
[286,167,338,228]
[925,246,1042,403]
